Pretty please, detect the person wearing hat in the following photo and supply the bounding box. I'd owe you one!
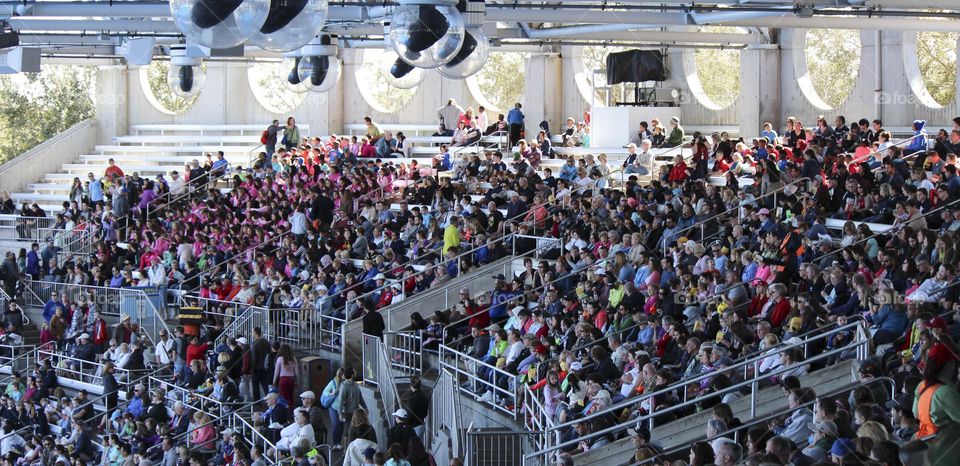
[70,332,97,376]
[299,390,325,442]
[663,116,684,148]
[386,408,417,457]
[802,420,839,462]
[912,342,960,462]
[114,313,135,345]
[829,438,858,463]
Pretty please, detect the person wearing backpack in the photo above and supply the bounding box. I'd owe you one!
[263,120,281,158]
[323,368,345,448]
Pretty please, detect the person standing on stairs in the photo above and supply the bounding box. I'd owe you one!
[336,367,361,450]
[404,377,429,443]
[273,344,300,407]
[250,327,271,401]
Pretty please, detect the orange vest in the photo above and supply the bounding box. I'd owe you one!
[916,381,942,438]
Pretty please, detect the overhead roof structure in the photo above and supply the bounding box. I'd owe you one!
[1,0,959,61]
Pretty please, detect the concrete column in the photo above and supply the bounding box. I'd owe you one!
[543,52,564,129]
[739,45,781,135]
[95,64,129,142]
[525,54,546,139]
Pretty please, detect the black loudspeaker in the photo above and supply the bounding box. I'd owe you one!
[605,50,666,85]
[299,356,332,396]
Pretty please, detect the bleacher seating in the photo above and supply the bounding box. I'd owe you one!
[0,119,955,466]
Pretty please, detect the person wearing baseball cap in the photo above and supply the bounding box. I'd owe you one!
[387,408,417,457]
[299,390,324,437]
[802,420,839,462]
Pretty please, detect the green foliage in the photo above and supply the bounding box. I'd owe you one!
[248,61,306,114]
[805,28,861,109]
[473,52,527,112]
[917,31,959,107]
[0,65,95,164]
[694,27,742,109]
[145,61,197,114]
[357,51,417,113]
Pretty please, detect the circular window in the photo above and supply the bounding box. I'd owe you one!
[247,61,308,114]
[355,49,419,113]
[686,26,744,110]
[138,61,200,115]
[906,31,959,108]
[801,28,861,110]
[466,51,527,112]
[575,45,629,106]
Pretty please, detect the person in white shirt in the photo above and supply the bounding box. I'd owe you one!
[146,255,169,314]
[154,329,176,370]
[475,105,489,132]
[907,264,952,302]
[233,280,255,305]
[276,409,315,452]
[168,171,186,195]
[290,206,308,240]
[0,421,24,458]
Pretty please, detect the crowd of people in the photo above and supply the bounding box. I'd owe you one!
[0,106,958,466]
[412,114,960,466]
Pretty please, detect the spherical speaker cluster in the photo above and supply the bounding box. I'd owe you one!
[169,0,272,49]
[438,26,489,79]
[297,55,342,93]
[168,63,205,98]
[247,0,329,52]
[388,4,466,69]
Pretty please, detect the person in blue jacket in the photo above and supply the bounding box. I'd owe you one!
[905,119,928,155]
[25,243,40,280]
[869,291,909,346]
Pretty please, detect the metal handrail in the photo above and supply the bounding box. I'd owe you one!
[523,321,870,461]
[23,279,171,347]
[343,232,516,320]
[369,234,561,333]
[850,133,925,166]
[146,162,237,220]
[662,176,811,256]
[177,229,293,294]
[811,195,960,265]
[545,319,862,433]
[625,376,897,466]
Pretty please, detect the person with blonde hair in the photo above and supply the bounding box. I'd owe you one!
[856,420,891,445]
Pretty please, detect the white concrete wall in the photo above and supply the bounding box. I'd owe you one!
[99,34,960,141]
[0,119,98,194]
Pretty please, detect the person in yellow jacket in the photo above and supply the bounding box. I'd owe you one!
[443,216,461,254]
[913,342,960,464]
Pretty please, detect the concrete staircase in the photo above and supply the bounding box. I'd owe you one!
[570,359,859,466]
[7,124,282,213]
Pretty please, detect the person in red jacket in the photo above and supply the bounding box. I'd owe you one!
[463,289,489,330]
[668,154,689,183]
[186,335,209,367]
[747,280,769,318]
[91,310,108,352]
[767,283,793,328]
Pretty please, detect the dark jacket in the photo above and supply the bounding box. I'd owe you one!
[387,422,417,457]
[405,390,430,428]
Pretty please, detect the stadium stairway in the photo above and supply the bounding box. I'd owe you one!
[7,124,300,213]
[569,358,859,466]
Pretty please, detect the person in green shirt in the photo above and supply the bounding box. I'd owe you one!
[282,116,300,150]
[364,116,383,142]
[664,116,684,148]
